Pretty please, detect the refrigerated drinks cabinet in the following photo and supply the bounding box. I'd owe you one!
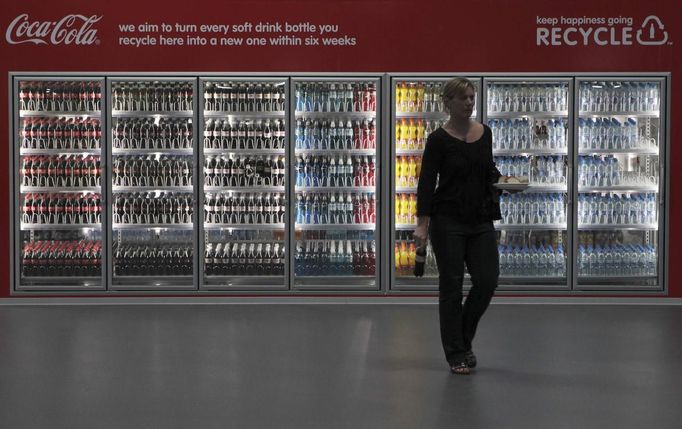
[9,73,668,294]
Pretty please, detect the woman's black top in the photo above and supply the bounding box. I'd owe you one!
[416,125,502,223]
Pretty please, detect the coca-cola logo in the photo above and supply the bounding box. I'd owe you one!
[6,13,102,45]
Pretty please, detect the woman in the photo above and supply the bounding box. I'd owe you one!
[413,77,502,375]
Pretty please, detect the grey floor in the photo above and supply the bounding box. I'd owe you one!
[0,304,681,429]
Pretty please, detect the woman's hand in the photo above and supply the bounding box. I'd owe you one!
[413,216,430,246]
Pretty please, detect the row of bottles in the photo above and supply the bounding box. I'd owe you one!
[205,156,286,187]
[395,81,446,113]
[496,156,567,184]
[395,156,422,188]
[21,155,101,187]
[19,81,101,112]
[395,241,438,277]
[204,82,286,112]
[21,240,102,277]
[113,156,192,187]
[395,119,445,151]
[205,193,286,225]
[21,118,102,150]
[203,119,286,150]
[295,240,376,275]
[578,244,657,276]
[489,119,567,151]
[395,193,417,224]
[487,84,568,113]
[499,193,566,225]
[295,155,376,188]
[205,242,285,276]
[578,118,650,150]
[499,244,566,277]
[578,156,624,187]
[579,82,659,113]
[296,193,375,225]
[112,82,193,112]
[113,193,193,224]
[578,193,657,225]
[112,118,193,149]
[114,245,193,276]
[21,193,102,225]
[295,118,376,150]
[295,82,377,112]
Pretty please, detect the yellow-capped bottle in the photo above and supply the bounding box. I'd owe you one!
[395,194,401,223]
[395,156,402,186]
[400,193,409,224]
[408,242,417,270]
[394,242,401,270]
[415,156,422,178]
[398,82,408,112]
[416,119,425,149]
[399,241,409,271]
[408,156,417,187]
[407,119,417,149]
[408,193,417,224]
[416,82,425,112]
[407,83,416,112]
[400,156,409,187]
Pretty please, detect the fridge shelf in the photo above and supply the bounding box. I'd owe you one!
[20,149,101,155]
[295,224,375,231]
[395,111,450,119]
[204,224,285,230]
[494,148,568,155]
[578,275,657,281]
[113,224,194,230]
[296,149,376,156]
[579,111,659,118]
[21,224,102,231]
[205,239,286,244]
[203,148,285,155]
[494,223,567,230]
[579,186,658,193]
[395,149,426,156]
[525,185,568,192]
[578,148,659,155]
[486,111,568,119]
[112,111,193,118]
[112,275,193,279]
[295,112,376,120]
[578,224,658,231]
[20,276,101,283]
[395,224,415,231]
[112,148,194,155]
[112,186,194,193]
[395,186,418,193]
[20,111,101,118]
[21,187,101,193]
[204,186,285,193]
[203,111,285,119]
[297,187,375,193]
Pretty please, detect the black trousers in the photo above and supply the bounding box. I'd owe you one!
[429,216,499,365]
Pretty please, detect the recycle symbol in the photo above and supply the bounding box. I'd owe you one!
[637,15,669,45]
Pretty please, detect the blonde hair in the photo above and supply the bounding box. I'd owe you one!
[441,77,476,100]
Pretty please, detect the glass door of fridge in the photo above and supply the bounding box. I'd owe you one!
[14,77,106,291]
[575,77,665,290]
[391,76,481,290]
[485,77,572,289]
[291,77,380,289]
[108,77,197,290]
[199,77,288,289]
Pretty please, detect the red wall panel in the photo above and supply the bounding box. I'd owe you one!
[1,0,679,297]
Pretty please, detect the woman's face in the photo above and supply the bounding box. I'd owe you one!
[445,87,475,118]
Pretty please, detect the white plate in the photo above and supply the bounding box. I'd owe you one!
[493,182,530,191]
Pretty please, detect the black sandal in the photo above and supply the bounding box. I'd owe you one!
[450,361,470,375]
[465,351,477,369]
